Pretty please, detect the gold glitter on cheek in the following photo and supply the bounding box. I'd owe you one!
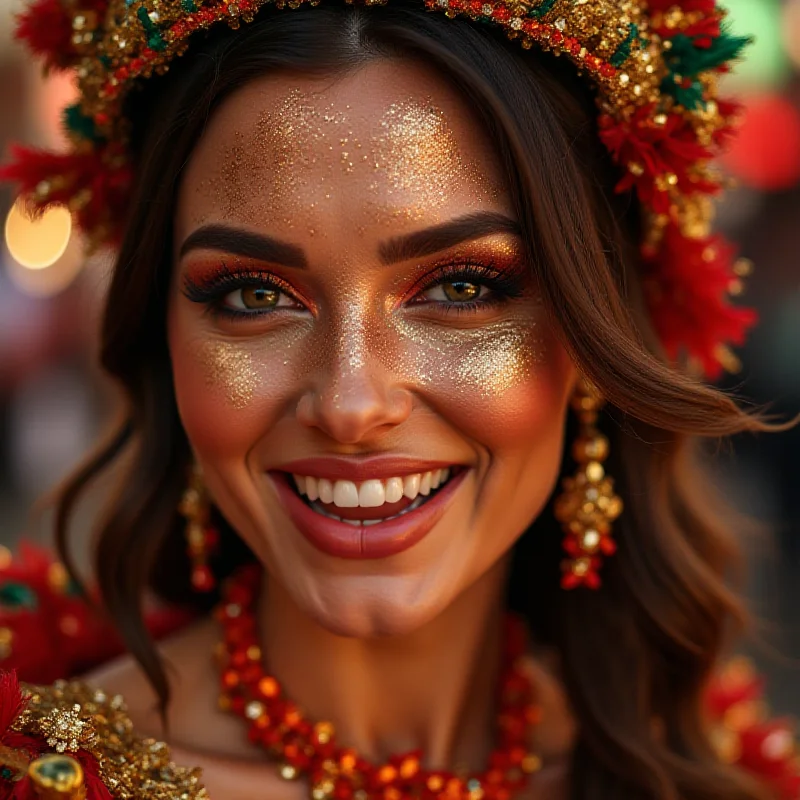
[391,312,545,401]
[197,341,259,410]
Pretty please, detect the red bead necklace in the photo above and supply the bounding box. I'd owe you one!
[215,564,543,800]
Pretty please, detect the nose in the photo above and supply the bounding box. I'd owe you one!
[296,342,412,445]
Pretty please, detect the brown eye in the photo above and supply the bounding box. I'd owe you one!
[241,286,280,309]
[422,280,489,304]
[224,284,293,312]
[442,281,480,302]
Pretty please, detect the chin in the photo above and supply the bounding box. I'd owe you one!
[291,569,464,640]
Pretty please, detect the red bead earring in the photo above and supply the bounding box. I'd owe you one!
[178,462,219,592]
[554,381,623,590]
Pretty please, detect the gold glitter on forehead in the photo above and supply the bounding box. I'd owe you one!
[196,89,500,231]
[197,341,259,409]
[369,99,498,221]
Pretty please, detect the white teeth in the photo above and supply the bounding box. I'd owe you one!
[419,472,432,496]
[292,468,456,509]
[333,480,359,508]
[403,474,421,500]
[309,494,427,525]
[318,478,334,504]
[358,479,386,508]
[385,477,404,504]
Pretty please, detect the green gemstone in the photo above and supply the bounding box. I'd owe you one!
[31,755,83,789]
[0,582,37,609]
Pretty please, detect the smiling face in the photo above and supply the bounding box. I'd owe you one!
[169,59,577,637]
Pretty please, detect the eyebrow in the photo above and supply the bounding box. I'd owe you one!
[379,211,521,265]
[178,210,521,268]
[178,224,308,268]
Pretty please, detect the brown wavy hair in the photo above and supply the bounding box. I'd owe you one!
[54,5,777,799]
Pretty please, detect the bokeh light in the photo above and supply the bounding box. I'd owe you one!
[782,0,800,70]
[723,94,800,191]
[723,0,790,88]
[4,200,72,269]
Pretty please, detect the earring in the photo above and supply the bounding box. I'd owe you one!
[178,462,219,592]
[554,380,623,590]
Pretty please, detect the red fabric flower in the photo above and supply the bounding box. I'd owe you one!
[0,543,195,685]
[0,144,132,250]
[644,224,757,377]
[14,0,110,71]
[598,105,719,216]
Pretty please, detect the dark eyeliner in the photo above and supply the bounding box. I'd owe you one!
[182,262,301,320]
[409,260,527,310]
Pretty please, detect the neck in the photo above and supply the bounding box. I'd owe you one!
[258,559,510,770]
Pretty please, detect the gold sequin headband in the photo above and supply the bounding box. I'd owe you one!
[1,0,755,377]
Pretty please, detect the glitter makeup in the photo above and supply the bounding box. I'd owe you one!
[197,89,499,232]
[197,341,259,409]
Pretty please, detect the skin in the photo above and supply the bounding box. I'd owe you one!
[89,59,578,799]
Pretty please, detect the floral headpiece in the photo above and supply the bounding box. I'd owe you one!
[1,0,755,377]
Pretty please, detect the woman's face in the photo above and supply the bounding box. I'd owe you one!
[169,59,577,637]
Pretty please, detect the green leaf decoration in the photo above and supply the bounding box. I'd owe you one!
[528,0,557,19]
[610,22,639,68]
[137,6,167,51]
[665,29,752,79]
[0,582,38,609]
[63,103,98,141]
[660,75,705,109]
[181,0,197,10]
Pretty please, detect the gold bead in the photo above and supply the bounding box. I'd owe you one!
[279,764,298,781]
[314,721,334,745]
[584,462,605,483]
[581,530,601,552]
[245,700,265,720]
[521,753,542,773]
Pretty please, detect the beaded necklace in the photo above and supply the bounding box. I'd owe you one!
[215,564,542,800]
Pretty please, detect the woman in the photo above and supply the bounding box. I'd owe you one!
[0,0,795,798]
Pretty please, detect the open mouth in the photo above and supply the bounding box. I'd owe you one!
[269,459,469,559]
[288,467,461,526]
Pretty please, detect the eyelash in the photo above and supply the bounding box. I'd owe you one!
[182,260,526,322]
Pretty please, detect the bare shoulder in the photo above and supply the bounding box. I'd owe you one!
[84,616,220,738]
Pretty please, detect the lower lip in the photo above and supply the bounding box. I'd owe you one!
[270,470,467,559]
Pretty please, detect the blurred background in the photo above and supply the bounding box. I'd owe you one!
[0,0,798,706]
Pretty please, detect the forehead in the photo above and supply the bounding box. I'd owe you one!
[175,59,511,247]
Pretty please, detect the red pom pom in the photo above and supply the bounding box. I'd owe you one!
[598,105,718,215]
[14,0,77,70]
[0,143,132,249]
[14,0,110,71]
[644,224,757,378]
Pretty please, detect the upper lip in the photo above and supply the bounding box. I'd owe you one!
[272,456,463,482]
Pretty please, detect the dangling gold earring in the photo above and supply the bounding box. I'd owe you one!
[555,380,623,590]
[178,462,219,592]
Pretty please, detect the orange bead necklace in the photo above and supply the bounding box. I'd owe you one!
[216,564,543,800]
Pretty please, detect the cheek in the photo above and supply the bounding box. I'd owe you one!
[393,314,573,444]
[168,311,305,458]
